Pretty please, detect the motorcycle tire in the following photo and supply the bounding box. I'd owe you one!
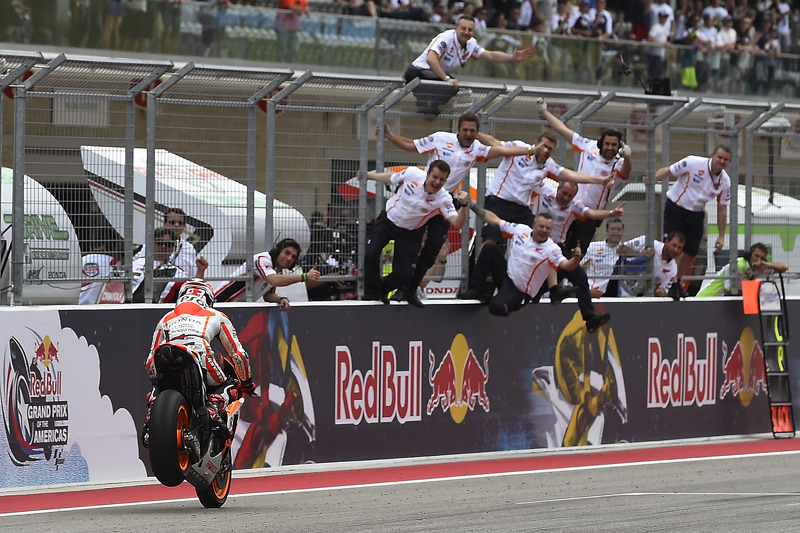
[195,447,232,508]
[148,390,191,487]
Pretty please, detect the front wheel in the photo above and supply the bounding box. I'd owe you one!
[148,390,191,487]
[196,447,232,508]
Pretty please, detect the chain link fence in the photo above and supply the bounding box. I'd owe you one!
[2,51,800,304]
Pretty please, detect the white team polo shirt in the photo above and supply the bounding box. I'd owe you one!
[488,141,565,206]
[411,29,485,77]
[414,132,491,193]
[214,251,277,302]
[665,155,731,212]
[572,132,627,210]
[385,167,457,230]
[581,240,620,292]
[501,220,565,297]
[537,182,590,244]
[625,236,677,291]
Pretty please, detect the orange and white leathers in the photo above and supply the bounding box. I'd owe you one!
[145,300,252,387]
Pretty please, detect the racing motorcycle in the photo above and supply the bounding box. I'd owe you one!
[142,341,244,508]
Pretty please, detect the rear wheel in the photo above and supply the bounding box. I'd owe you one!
[196,448,232,508]
[148,390,191,487]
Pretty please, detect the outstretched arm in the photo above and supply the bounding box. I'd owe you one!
[470,204,502,227]
[535,98,575,142]
[480,45,536,63]
[379,123,417,152]
[558,168,614,188]
[585,202,626,221]
[446,191,471,229]
[558,247,582,272]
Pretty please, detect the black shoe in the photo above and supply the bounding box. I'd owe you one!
[667,283,688,301]
[549,285,579,305]
[458,288,482,300]
[405,290,425,308]
[585,313,611,333]
[390,290,406,303]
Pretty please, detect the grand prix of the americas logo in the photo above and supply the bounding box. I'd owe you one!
[2,331,69,465]
[334,334,489,425]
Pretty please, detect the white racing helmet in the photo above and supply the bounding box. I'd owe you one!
[177,278,215,308]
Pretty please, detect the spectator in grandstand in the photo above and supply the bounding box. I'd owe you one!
[590,0,614,41]
[275,0,310,63]
[647,11,672,79]
[751,23,781,95]
[461,210,583,319]
[651,0,675,36]
[338,0,377,18]
[506,5,523,31]
[701,0,729,25]
[381,0,427,22]
[361,162,470,307]
[102,0,122,49]
[552,0,570,34]
[473,7,488,37]
[695,13,723,91]
[213,238,321,306]
[120,0,150,52]
[403,16,534,116]
[429,1,447,23]
[654,145,732,288]
[568,0,593,37]
[536,97,632,255]
[696,242,788,297]
[717,16,738,91]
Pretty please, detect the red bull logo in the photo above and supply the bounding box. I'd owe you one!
[335,341,422,425]
[427,334,490,423]
[647,333,718,408]
[34,335,59,368]
[719,327,767,406]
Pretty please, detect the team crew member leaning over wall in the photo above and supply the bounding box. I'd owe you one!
[464,208,585,320]
[696,242,788,297]
[380,113,531,307]
[213,238,320,308]
[362,160,470,306]
[405,15,535,115]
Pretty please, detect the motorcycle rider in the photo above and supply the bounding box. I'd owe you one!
[143,278,255,437]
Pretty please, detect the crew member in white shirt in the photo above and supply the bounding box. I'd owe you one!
[362,161,470,306]
[536,97,632,254]
[654,144,732,283]
[404,16,534,114]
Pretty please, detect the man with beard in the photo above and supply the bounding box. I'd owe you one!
[536,97,632,255]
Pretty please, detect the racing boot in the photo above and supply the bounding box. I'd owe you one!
[206,393,228,426]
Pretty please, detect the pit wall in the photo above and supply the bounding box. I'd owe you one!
[1,298,794,491]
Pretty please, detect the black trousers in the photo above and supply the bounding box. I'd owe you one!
[408,214,450,291]
[535,243,596,321]
[469,242,528,317]
[364,214,424,299]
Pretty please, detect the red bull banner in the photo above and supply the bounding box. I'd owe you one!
[1,299,796,490]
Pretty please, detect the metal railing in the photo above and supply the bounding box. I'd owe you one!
[2,51,800,304]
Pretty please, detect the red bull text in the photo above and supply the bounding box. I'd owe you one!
[335,342,422,425]
[647,333,718,408]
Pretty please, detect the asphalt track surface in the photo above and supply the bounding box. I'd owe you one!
[3,435,800,532]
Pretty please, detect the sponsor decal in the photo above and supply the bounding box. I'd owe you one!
[647,333,718,407]
[2,332,69,466]
[426,334,489,423]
